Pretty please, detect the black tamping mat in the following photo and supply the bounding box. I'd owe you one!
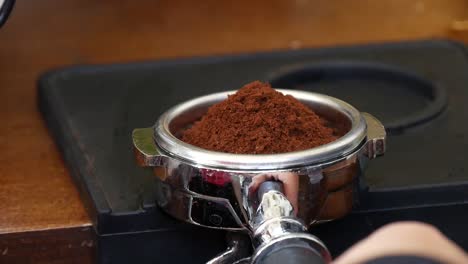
[38,39,468,264]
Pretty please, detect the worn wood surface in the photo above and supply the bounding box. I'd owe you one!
[0,227,95,264]
[0,0,466,262]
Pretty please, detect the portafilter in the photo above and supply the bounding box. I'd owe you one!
[133,89,386,264]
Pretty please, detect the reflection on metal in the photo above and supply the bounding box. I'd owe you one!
[206,233,251,264]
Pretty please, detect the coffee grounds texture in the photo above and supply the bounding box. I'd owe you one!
[181,81,338,154]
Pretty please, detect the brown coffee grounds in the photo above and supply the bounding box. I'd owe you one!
[181,81,337,154]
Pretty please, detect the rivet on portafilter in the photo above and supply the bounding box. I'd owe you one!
[132,82,386,264]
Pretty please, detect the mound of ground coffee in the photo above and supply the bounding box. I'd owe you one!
[182,81,337,154]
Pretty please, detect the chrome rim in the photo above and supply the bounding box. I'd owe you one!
[154,89,367,170]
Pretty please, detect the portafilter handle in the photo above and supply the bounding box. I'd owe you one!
[257,181,284,200]
[250,181,332,264]
[206,180,331,264]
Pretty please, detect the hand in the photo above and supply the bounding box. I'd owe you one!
[333,221,468,264]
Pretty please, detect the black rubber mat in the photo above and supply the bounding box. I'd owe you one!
[38,39,468,263]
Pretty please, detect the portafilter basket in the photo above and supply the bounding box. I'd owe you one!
[133,89,386,264]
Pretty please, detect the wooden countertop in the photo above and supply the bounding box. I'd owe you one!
[0,0,466,262]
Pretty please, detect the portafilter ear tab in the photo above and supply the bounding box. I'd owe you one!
[361,113,386,159]
[132,127,167,167]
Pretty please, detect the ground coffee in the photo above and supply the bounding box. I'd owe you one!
[182,81,337,154]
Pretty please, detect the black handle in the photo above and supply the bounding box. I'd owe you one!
[257,181,284,200]
[258,241,327,264]
[0,0,15,28]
